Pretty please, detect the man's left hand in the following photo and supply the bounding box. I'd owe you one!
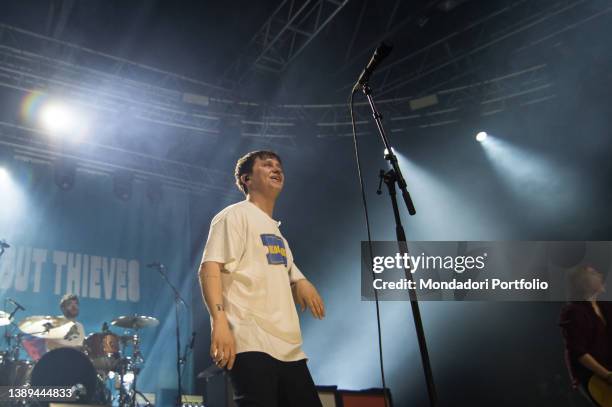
[293,279,325,319]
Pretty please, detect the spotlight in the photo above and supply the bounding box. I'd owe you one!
[54,159,76,191]
[383,147,395,157]
[113,171,133,201]
[40,102,77,133]
[38,100,89,140]
[476,131,488,142]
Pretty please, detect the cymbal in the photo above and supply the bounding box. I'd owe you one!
[18,315,75,339]
[0,310,11,326]
[111,315,159,330]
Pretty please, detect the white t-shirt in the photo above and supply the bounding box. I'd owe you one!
[202,200,307,362]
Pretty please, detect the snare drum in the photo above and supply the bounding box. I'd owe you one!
[84,331,120,372]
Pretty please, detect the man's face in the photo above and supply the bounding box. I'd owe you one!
[62,299,79,319]
[245,156,284,195]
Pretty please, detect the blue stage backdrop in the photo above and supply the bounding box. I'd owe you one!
[0,159,196,395]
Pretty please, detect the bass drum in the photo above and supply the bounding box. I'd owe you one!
[29,347,109,404]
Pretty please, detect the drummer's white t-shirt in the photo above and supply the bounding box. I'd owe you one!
[202,200,307,362]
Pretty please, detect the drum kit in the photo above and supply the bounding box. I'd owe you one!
[1,304,159,406]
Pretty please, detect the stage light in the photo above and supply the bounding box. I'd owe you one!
[40,103,76,132]
[476,131,488,142]
[383,147,395,157]
[38,101,89,140]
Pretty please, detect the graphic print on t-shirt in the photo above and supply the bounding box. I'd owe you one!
[260,234,287,267]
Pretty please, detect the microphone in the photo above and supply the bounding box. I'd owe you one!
[7,298,25,311]
[0,240,9,249]
[352,42,393,93]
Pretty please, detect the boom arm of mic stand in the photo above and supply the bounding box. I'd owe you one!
[155,265,188,308]
[361,84,416,215]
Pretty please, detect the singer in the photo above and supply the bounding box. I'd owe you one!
[199,151,325,407]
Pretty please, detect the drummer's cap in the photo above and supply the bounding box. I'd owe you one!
[59,293,79,309]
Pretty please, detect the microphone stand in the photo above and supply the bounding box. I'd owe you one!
[359,83,437,407]
[152,263,188,407]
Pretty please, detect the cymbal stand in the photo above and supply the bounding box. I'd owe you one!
[3,301,24,362]
[116,330,150,407]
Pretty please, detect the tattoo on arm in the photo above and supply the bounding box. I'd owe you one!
[215,304,224,312]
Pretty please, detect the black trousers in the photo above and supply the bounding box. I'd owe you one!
[228,351,322,407]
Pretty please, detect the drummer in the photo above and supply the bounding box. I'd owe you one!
[46,294,86,351]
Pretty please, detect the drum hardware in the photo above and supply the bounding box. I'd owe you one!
[2,300,27,359]
[3,331,23,360]
[1,301,30,390]
[132,332,144,366]
[111,355,151,407]
[115,332,146,406]
[104,315,157,407]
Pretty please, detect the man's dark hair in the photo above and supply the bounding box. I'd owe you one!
[234,151,282,195]
[59,293,79,310]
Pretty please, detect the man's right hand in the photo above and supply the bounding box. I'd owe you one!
[201,261,237,370]
[210,317,236,370]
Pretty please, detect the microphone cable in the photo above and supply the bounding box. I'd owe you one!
[348,89,390,407]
